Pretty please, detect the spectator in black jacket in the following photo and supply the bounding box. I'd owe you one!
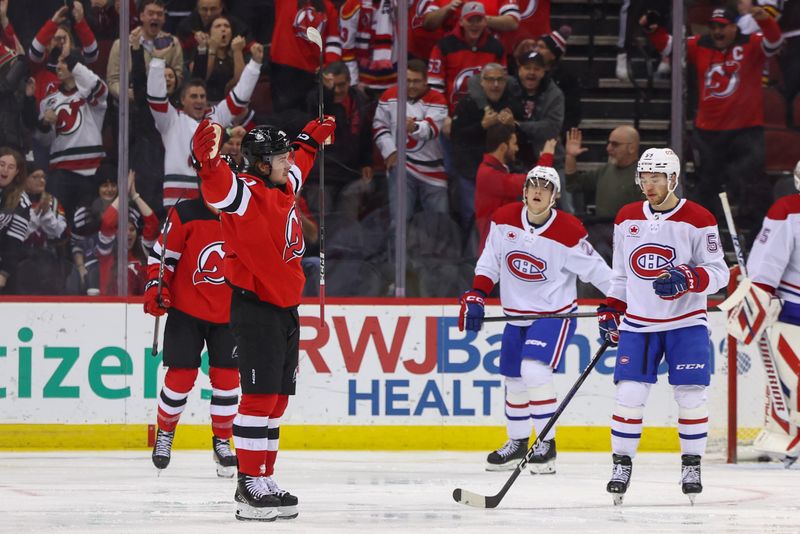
[175,0,249,57]
[0,43,27,153]
[305,61,373,219]
[0,146,31,293]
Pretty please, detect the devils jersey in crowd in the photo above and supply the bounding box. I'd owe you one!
[500,0,551,55]
[146,198,230,324]
[609,199,729,332]
[271,0,342,73]
[687,15,782,131]
[748,194,800,323]
[199,139,319,307]
[474,203,612,321]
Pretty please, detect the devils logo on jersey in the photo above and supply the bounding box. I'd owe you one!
[283,205,305,262]
[293,5,327,42]
[506,250,547,282]
[629,243,676,279]
[193,241,226,284]
[53,99,85,135]
[703,60,740,100]
[451,67,482,105]
[519,0,538,19]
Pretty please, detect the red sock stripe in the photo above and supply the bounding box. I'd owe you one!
[529,399,557,406]
[612,414,643,424]
[506,401,528,409]
[678,417,709,425]
[211,415,235,439]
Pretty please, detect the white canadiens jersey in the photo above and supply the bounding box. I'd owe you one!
[476,203,613,324]
[610,199,729,332]
[748,194,800,304]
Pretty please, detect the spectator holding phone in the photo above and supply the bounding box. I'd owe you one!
[107,0,183,101]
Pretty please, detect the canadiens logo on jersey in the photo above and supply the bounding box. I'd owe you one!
[293,6,327,41]
[506,250,547,282]
[283,205,305,262]
[629,243,676,279]
[703,60,740,100]
[193,241,226,285]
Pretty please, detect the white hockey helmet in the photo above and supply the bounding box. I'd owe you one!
[635,147,681,187]
[524,165,561,195]
[794,160,800,192]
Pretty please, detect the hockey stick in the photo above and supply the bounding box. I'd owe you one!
[151,211,175,357]
[306,26,326,327]
[484,311,597,323]
[718,192,789,421]
[453,340,612,508]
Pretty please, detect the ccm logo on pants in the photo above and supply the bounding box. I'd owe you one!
[675,364,705,370]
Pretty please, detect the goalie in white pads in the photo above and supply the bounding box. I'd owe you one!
[737,160,800,465]
[458,165,613,474]
[597,148,729,504]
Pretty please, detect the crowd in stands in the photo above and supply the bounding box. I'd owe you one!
[0,0,798,297]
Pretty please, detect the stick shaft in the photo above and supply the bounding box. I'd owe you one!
[718,192,747,276]
[483,311,596,323]
[317,46,325,326]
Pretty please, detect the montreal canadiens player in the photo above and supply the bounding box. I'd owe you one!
[741,160,800,466]
[144,196,239,478]
[459,165,613,473]
[597,148,729,504]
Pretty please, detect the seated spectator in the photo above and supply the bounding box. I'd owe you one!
[96,171,159,295]
[34,51,108,218]
[373,59,448,223]
[564,126,641,263]
[28,3,99,104]
[176,0,249,56]
[65,172,119,296]
[189,15,247,103]
[16,164,69,294]
[0,146,31,293]
[304,60,372,219]
[271,0,342,113]
[451,63,522,229]
[107,0,184,102]
[475,125,554,248]
[0,43,27,153]
[428,2,506,113]
[146,39,263,208]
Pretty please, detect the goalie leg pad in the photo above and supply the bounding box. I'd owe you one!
[611,381,650,458]
[770,322,800,425]
[724,279,781,344]
[504,377,532,440]
[674,385,709,456]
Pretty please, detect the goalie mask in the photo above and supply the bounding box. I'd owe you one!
[524,165,560,215]
[241,125,292,177]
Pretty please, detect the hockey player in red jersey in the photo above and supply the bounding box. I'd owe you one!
[144,195,239,478]
[459,164,612,474]
[597,148,729,505]
[191,115,336,521]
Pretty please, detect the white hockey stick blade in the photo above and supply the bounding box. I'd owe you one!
[306,27,323,50]
[452,488,487,508]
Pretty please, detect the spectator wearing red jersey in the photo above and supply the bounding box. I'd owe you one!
[427,1,507,112]
[650,6,783,238]
[0,0,24,55]
[424,0,520,38]
[0,42,27,153]
[270,0,342,113]
[500,0,550,62]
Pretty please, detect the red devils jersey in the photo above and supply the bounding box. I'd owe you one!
[687,16,782,131]
[428,26,506,112]
[500,0,550,57]
[146,198,230,324]
[199,141,319,308]
[271,0,343,73]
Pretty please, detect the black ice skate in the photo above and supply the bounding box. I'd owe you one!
[529,438,557,474]
[234,474,280,521]
[680,454,702,505]
[486,438,528,471]
[606,454,633,505]
[783,455,797,469]
[263,476,300,519]
[212,436,237,478]
[151,429,175,472]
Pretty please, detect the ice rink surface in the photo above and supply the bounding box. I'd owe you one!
[0,450,798,534]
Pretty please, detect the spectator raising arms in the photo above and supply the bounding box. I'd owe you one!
[190,16,247,104]
[0,42,27,152]
[176,0,250,56]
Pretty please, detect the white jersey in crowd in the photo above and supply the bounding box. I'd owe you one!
[146,57,261,207]
[610,199,729,332]
[37,63,108,176]
[747,193,800,304]
[475,203,613,324]
[373,86,448,187]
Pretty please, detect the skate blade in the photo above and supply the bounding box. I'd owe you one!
[687,494,696,506]
[278,505,299,520]
[612,494,624,506]
[235,502,279,522]
[216,464,236,478]
[485,462,518,472]
[529,461,556,475]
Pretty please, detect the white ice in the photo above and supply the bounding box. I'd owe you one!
[0,451,798,533]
